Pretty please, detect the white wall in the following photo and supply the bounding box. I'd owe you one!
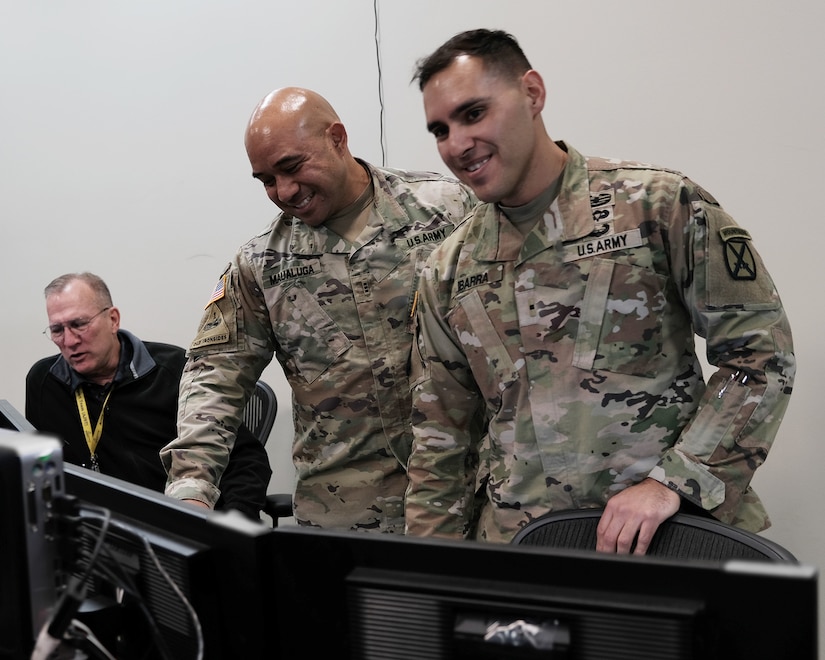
[3,0,823,651]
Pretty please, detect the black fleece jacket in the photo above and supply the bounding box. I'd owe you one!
[25,330,271,519]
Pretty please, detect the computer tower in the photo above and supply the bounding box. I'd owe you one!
[0,431,65,660]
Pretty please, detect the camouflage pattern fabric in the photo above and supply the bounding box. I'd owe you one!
[161,161,476,532]
[404,143,795,543]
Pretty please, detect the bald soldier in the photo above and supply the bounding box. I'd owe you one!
[161,87,476,532]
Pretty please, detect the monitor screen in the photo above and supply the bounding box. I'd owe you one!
[267,526,818,660]
[60,464,278,660]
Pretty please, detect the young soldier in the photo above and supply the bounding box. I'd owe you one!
[405,29,794,552]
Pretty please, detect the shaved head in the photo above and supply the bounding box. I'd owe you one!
[243,86,369,228]
[245,87,341,150]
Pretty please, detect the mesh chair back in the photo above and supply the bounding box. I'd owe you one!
[511,508,796,562]
[242,380,278,445]
[241,381,292,526]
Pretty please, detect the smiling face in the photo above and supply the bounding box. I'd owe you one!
[245,89,357,228]
[45,279,121,385]
[423,55,548,207]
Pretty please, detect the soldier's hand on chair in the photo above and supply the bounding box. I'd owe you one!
[596,478,680,555]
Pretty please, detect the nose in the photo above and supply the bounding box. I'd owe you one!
[442,125,474,161]
[60,329,82,348]
[271,175,300,205]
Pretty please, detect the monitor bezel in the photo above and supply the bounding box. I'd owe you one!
[267,525,818,659]
[62,464,277,659]
[0,399,37,433]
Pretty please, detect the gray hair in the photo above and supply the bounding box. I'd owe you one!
[44,272,114,308]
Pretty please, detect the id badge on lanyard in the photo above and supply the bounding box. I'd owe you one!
[75,387,113,472]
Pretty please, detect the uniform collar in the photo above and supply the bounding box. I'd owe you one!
[471,142,595,263]
[284,160,408,256]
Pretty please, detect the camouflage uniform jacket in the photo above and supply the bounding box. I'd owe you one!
[162,160,476,532]
[405,143,795,543]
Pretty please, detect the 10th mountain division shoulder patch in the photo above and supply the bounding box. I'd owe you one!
[720,226,757,281]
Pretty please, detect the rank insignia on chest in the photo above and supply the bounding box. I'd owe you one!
[590,189,615,224]
[720,226,757,281]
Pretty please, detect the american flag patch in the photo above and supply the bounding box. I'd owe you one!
[204,275,226,309]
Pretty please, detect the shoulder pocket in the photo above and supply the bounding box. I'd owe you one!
[704,208,780,311]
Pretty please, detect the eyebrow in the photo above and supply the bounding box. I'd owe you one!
[48,314,91,330]
[426,96,488,134]
[252,154,304,180]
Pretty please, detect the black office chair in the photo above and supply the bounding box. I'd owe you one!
[242,380,278,444]
[511,507,797,562]
[241,380,293,526]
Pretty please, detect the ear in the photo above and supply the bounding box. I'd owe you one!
[108,307,121,333]
[521,69,546,116]
[327,121,348,152]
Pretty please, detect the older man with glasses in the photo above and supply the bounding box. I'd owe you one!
[25,272,271,519]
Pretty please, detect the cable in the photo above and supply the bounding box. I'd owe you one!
[82,535,171,658]
[64,619,117,660]
[80,510,196,660]
[31,496,108,659]
[74,503,111,585]
[373,0,386,166]
[33,499,203,660]
[131,520,203,660]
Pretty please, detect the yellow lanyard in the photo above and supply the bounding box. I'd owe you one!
[75,387,113,472]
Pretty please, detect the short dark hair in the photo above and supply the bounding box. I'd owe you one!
[413,29,533,90]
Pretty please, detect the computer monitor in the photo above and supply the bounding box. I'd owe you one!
[0,398,37,432]
[0,430,64,660]
[60,464,278,660]
[0,398,279,659]
[268,525,818,659]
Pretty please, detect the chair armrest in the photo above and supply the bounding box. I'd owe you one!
[263,493,293,527]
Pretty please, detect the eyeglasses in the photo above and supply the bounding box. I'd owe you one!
[44,307,111,341]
